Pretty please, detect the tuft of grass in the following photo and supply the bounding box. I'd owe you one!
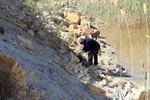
[115,90,129,100]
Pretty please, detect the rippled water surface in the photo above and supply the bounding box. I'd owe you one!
[99,26,150,80]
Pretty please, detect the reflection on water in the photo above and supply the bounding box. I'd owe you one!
[99,26,150,80]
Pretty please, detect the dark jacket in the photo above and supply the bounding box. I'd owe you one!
[82,39,100,52]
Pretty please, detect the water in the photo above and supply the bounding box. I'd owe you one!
[99,25,150,80]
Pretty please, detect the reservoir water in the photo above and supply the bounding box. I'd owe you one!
[99,25,150,80]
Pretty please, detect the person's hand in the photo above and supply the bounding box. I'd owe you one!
[78,51,82,55]
[78,51,85,54]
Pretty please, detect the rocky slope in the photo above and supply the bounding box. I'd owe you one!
[0,0,108,100]
[0,0,147,100]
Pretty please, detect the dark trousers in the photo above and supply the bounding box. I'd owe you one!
[88,47,100,65]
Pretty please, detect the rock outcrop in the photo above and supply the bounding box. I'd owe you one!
[0,54,39,100]
[64,12,80,24]
[139,90,150,100]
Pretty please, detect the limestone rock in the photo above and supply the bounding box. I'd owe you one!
[31,21,40,32]
[60,31,67,36]
[61,64,70,74]
[42,40,51,47]
[100,79,107,86]
[71,52,80,63]
[0,54,26,99]
[17,24,25,31]
[85,28,94,35]
[37,30,45,37]
[53,18,70,27]
[85,83,106,96]
[132,88,143,99]
[17,35,34,51]
[0,55,40,100]
[80,20,88,27]
[139,90,150,100]
[28,30,34,37]
[69,24,78,30]
[62,26,69,32]
[64,12,80,24]
[60,38,66,45]
[80,15,86,20]
[74,28,82,36]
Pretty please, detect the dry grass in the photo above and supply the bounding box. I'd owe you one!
[79,0,150,28]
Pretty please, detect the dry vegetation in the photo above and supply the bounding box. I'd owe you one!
[79,0,150,28]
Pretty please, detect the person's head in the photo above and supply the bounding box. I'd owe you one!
[79,38,84,45]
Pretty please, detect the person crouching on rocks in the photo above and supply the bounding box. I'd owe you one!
[78,38,100,66]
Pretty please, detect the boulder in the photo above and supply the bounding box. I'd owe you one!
[85,83,106,96]
[60,38,66,45]
[37,30,45,37]
[0,55,40,100]
[28,30,35,37]
[17,35,34,51]
[74,28,82,36]
[132,88,143,99]
[80,15,86,20]
[71,52,80,63]
[31,21,40,32]
[62,26,68,32]
[64,12,80,24]
[100,79,107,86]
[17,24,26,31]
[0,54,26,99]
[61,64,70,74]
[62,26,73,32]
[80,20,88,27]
[85,28,94,35]
[69,24,78,30]
[139,90,150,100]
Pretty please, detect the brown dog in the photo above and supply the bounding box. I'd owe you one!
[92,30,100,40]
